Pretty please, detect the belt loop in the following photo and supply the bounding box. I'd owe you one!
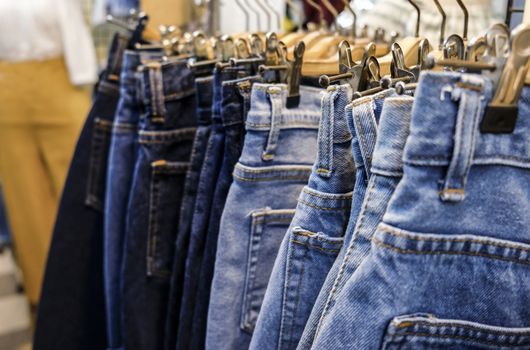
[146,62,166,124]
[316,87,337,177]
[262,86,283,161]
[237,80,253,122]
[440,76,484,203]
[352,98,378,179]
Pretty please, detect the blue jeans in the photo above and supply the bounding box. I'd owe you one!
[176,68,246,350]
[104,49,162,350]
[206,84,323,350]
[297,88,396,349]
[190,75,261,350]
[250,84,356,350]
[121,60,197,350]
[35,34,127,350]
[164,75,213,350]
[313,72,530,349]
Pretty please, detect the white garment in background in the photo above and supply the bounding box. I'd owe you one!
[0,0,97,85]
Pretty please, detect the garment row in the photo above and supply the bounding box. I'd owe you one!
[35,33,530,350]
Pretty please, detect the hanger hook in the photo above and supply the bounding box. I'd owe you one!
[321,0,339,29]
[235,0,251,32]
[406,0,420,38]
[305,0,326,29]
[455,0,468,40]
[244,0,262,31]
[255,0,272,31]
[341,0,357,39]
[264,0,282,30]
[432,0,446,49]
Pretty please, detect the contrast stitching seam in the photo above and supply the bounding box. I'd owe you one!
[298,199,346,211]
[378,226,530,252]
[291,240,341,253]
[399,321,530,335]
[233,174,310,182]
[392,331,530,346]
[372,238,530,265]
[302,188,353,200]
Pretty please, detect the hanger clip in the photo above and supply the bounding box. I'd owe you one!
[286,42,305,108]
[480,24,530,134]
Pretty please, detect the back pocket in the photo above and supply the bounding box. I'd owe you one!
[85,117,113,211]
[279,228,343,349]
[381,314,530,350]
[146,160,189,279]
[240,208,295,333]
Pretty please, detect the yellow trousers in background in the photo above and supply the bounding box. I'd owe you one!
[0,58,89,305]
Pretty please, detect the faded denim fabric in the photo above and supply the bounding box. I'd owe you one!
[176,68,245,350]
[104,49,162,350]
[121,60,197,350]
[312,72,530,349]
[309,95,414,349]
[35,34,126,350]
[206,84,323,350]
[298,89,396,350]
[190,75,261,350]
[249,84,355,350]
[164,75,213,350]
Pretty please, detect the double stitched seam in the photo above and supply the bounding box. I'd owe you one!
[85,121,111,209]
[317,92,330,173]
[398,321,530,335]
[392,331,530,347]
[246,122,320,128]
[294,230,343,244]
[408,155,530,164]
[378,226,530,252]
[245,214,265,331]
[372,239,530,266]
[291,240,341,253]
[234,174,310,183]
[298,199,347,211]
[316,175,377,337]
[147,168,166,277]
[302,188,353,200]
[284,241,309,350]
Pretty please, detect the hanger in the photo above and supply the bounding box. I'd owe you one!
[264,0,282,31]
[481,24,530,133]
[255,0,272,32]
[258,33,305,108]
[342,0,357,40]
[303,0,351,59]
[244,0,262,32]
[375,0,425,76]
[235,0,251,32]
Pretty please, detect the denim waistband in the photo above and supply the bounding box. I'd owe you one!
[245,83,323,131]
[315,84,353,177]
[195,76,213,126]
[212,68,247,126]
[221,75,261,127]
[298,187,353,211]
[371,96,414,177]
[405,72,530,202]
[347,89,397,175]
[138,59,196,121]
